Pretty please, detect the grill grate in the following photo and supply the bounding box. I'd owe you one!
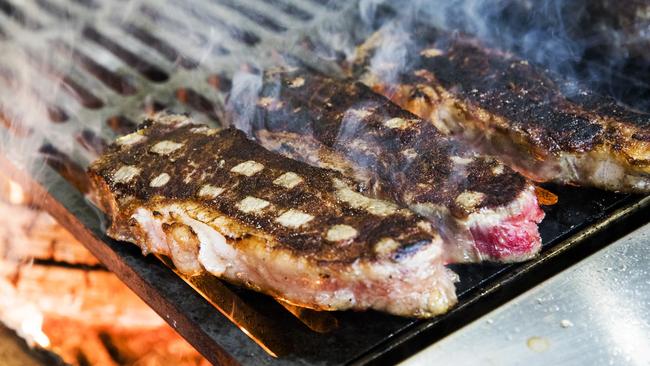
[0,0,350,168]
[0,1,649,365]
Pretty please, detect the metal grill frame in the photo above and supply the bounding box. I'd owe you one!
[4,138,649,365]
[0,1,649,365]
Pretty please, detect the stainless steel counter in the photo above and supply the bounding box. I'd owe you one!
[402,223,650,366]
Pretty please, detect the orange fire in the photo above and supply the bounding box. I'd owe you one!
[0,179,208,365]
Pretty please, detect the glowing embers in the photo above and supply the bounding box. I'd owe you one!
[534,185,559,206]
[0,198,206,364]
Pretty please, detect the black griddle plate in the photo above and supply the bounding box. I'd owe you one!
[4,148,647,365]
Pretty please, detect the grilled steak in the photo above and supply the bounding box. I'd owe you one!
[88,114,458,318]
[353,24,650,193]
[231,69,544,263]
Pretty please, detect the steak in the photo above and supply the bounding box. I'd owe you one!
[88,114,458,318]
[231,69,544,263]
[353,23,650,193]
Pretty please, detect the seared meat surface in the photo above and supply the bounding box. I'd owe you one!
[233,69,544,263]
[354,24,650,193]
[89,114,458,318]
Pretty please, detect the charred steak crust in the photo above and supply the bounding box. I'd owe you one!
[89,117,437,264]
[235,69,543,263]
[89,115,459,317]
[354,23,650,192]
[401,34,605,154]
[91,118,431,263]
[251,69,529,214]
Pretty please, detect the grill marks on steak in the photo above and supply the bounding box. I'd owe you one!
[238,69,543,263]
[354,24,650,193]
[88,114,458,317]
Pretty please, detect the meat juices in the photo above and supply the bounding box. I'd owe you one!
[238,69,544,263]
[354,24,650,193]
[89,114,458,318]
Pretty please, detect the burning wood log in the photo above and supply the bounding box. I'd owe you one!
[0,206,100,269]
[0,174,207,365]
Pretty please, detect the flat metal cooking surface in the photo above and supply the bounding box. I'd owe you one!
[4,148,647,365]
[0,1,649,365]
[402,222,650,366]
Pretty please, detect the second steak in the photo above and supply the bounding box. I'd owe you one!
[230,69,544,263]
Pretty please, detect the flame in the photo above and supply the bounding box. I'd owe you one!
[20,314,50,348]
[7,179,24,205]
[534,185,559,206]
[0,278,50,349]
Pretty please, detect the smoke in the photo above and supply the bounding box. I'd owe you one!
[354,0,650,108]
[360,1,558,61]
[0,0,250,206]
[0,0,645,264]
[365,22,414,89]
[226,69,263,135]
[221,0,650,196]
[1,0,647,186]
[0,278,50,348]
[0,3,105,174]
[428,0,596,80]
